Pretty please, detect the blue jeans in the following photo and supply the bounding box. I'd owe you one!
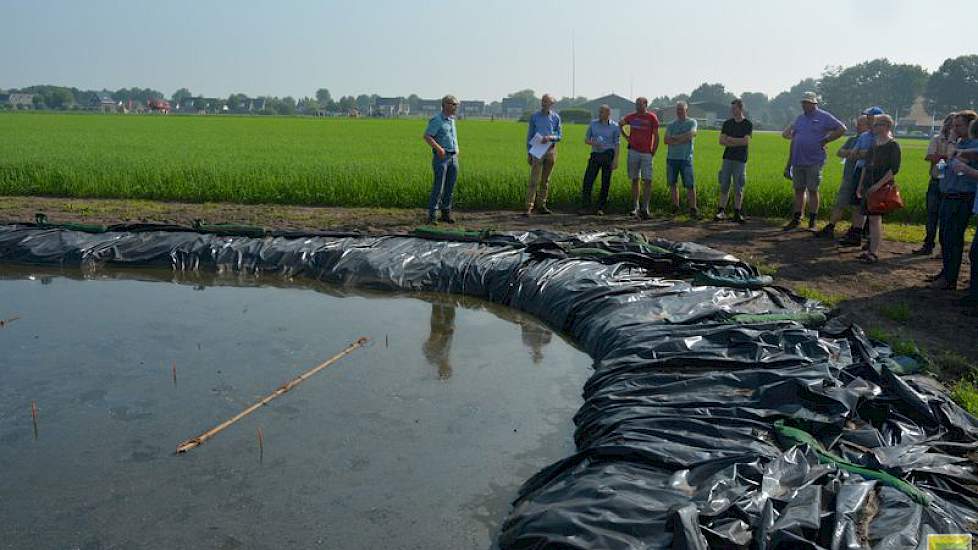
[924,179,942,249]
[666,159,694,189]
[718,159,746,194]
[428,154,458,216]
[938,194,974,285]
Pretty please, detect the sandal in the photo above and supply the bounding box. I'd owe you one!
[858,252,879,264]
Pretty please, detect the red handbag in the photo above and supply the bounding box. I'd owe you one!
[868,181,904,214]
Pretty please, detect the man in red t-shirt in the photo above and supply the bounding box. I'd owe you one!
[619,97,660,219]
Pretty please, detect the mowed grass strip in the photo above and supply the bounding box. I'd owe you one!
[0,112,934,222]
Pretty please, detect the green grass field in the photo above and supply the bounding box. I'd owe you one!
[0,112,935,222]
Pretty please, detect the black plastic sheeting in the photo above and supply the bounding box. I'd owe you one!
[1,224,976,549]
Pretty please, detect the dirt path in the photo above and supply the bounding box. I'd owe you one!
[2,195,975,374]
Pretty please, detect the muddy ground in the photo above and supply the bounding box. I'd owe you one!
[2,195,975,378]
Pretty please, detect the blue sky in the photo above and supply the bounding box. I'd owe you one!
[1,0,970,101]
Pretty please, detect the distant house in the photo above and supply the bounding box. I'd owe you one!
[175,98,197,112]
[459,100,486,119]
[655,101,731,127]
[417,99,442,118]
[8,93,36,109]
[180,97,224,114]
[373,96,407,117]
[896,96,938,136]
[578,94,634,121]
[123,99,147,114]
[91,92,117,112]
[501,97,528,119]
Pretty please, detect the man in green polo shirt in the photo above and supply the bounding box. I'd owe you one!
[664,101,699,218]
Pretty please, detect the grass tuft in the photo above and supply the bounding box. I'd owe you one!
[795,285,845,308]
[879,302,912,324]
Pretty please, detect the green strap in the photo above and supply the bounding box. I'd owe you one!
[191,220,267,237]
[774,420,929,506]
[33,212,108,233]
[727,312,826,327]
[412,226,491,240]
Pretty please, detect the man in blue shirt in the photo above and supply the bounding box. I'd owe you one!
[423,95,460,225]
[525,94,562,216]
[664,101,699,218]
[579,104,620,215]
[781,92,847,230]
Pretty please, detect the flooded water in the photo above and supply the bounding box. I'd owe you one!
[0,268,592,550]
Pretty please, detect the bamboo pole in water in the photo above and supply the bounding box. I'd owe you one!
[176,337,369,454]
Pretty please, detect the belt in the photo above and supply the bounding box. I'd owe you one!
[628,146,651,153]
[942,192,975,200]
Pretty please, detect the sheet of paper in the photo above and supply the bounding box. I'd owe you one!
[528,133,551,159]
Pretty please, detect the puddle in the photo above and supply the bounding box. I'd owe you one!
[0,267,592,549]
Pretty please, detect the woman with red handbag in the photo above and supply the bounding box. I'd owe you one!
[856,114,902,263]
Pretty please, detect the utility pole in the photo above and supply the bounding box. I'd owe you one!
[571,30,576,99]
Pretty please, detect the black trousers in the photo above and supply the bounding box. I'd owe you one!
[581,150,615,210]
[939,194,975,285]
[924,178,943,249]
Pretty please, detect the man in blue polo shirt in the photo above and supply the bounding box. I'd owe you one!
[525,94,562,216]
[782,92,847,230]
[423,95,460,225]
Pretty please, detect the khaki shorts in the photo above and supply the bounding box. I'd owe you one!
[792,165,822,192]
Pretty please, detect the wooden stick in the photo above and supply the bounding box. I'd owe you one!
[257,426,264,464]
[171,362,177,385]
[176,337,368,454]
[0,315,22,328]
[31,400,38,440]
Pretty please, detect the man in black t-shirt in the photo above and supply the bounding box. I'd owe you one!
[715,99,753,223]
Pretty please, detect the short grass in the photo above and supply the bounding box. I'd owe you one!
[794,285,845,307]
[0,111,937,223]
[866,327,921,357]
[879,302,912,323]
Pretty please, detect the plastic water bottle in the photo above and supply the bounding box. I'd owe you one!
[937,159,946,179]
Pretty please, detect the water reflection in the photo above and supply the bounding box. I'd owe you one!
[520,320,552,365]
[421,300,555,377]
[423,303,456,380]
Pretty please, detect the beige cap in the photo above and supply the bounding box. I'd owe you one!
[800,91,820,104]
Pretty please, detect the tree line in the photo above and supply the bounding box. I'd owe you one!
[3,55,976,126]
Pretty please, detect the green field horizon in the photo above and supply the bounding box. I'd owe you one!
[0,112,934,222]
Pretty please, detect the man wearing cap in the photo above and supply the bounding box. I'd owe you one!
[782,92,847,230]
[525,94,562,216]
[619,97,660,219]
[422,95,460,225]
[815,107,882,242]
